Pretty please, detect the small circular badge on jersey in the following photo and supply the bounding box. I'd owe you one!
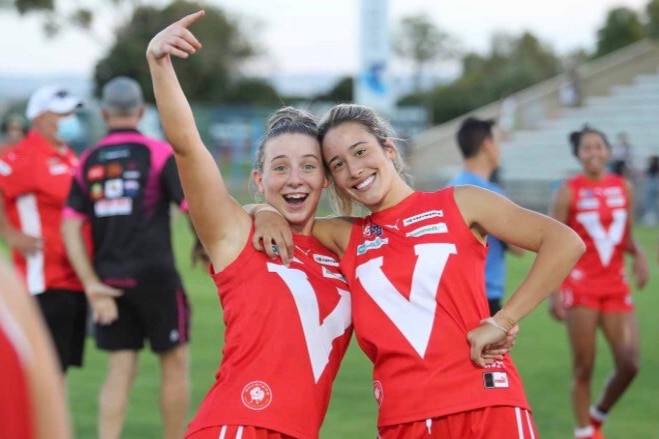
[373,380,384,406]
[241,381,272,410]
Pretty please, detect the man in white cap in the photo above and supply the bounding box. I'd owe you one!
[0,85,89,376]
[62,76,199,439]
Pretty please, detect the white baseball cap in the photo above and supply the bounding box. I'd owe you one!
[25,85,82,120]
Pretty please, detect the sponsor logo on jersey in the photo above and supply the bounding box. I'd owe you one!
[94,197,132,217]
[603,186,622,196]
[313,254,339,267]
[124,180,140,197]
[383,219,400,230]
[99,148,130,161]
[357,237,389,255]
[403,210,443,227]
[48,158,69,175]
[606,196,625,207]
[373,380,384,406]
[90,183,104,200]
[123,170,140,180]
[87,165,105,181]
[106,162,124,178]
[405,223,448,238]
[577,198,599,210]
[362,221,383,237]
[579,188,593,197]
[322,266,347,283]
[105,179,124,199]
[484,360,505,369]
[0,159,12,176]
[241,381,272,410]
[483,371,509,389]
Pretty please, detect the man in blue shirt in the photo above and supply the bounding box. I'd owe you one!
[447,117,524,315]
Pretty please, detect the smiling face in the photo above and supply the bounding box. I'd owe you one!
[322,122,407,213]
[577,131,610,178]
[252,132,327,235]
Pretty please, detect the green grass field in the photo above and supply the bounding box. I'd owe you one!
[52,221,659,438]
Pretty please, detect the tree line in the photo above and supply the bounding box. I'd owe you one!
[7,0,659,124]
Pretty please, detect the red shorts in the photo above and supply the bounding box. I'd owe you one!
[378,406,538,439]
[561,288,633,313]
[185,425,298,439]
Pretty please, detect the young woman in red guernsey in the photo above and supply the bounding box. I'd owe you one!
[146,12,353,439]
[548,127,648,439]
[255,104,585,439]
[0,258,72,439]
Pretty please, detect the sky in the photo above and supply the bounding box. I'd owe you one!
[0,0,651,77]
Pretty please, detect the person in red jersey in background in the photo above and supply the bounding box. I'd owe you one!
[548,126,648,439]
[0,85,89,375]
[146,11,353,439]
[253,103,585,439]
[0,257,72,439]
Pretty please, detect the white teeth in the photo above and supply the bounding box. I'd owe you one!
[356,175,374,190]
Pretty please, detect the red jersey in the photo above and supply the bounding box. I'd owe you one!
[186,231,352,439]
[340,189,529,427]
[0,130,83,294]
[562,174,630,296]
[0,294,35,439]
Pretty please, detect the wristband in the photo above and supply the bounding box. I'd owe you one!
[254,205,283,217]
[483,317,509,335]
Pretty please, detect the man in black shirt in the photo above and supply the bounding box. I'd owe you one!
[62,76,200,439]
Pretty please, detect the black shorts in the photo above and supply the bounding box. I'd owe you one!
[488,298,502,316]
[36,290,88,372]
[94,282,191,353]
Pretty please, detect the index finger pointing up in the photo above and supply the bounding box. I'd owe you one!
[179,10,206,28]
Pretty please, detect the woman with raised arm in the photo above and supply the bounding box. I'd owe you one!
[146,11,352,439]
[548,126,648,439]
[254,103,585,439]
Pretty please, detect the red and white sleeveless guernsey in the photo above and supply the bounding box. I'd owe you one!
[561,173,630,296]
[339,188,529,428]
[0,293,34,439]
[185,231,352,439]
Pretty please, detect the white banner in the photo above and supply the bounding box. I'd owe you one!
[355,0,394,115]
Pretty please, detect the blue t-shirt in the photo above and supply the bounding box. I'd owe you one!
[446,171,506,300]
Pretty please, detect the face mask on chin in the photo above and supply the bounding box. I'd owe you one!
[56,115,82,144]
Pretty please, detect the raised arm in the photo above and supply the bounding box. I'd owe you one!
[146,10,251,270]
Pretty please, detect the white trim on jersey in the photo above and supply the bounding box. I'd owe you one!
[217,426,244,439]
[515,407,536,439]
[0,292,32,365]
[16,194,45,294]
[525,409,536,439]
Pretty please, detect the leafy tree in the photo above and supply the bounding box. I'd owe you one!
[93,1,269,103]
[646,0,659,40]
[394,14,458,92]
[315,76,353,103]
[406,31,560,124]
[224,78,282,105]
[595,7,646,58]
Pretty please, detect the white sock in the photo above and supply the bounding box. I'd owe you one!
[575,425,594,438]
[589,405,608,423]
